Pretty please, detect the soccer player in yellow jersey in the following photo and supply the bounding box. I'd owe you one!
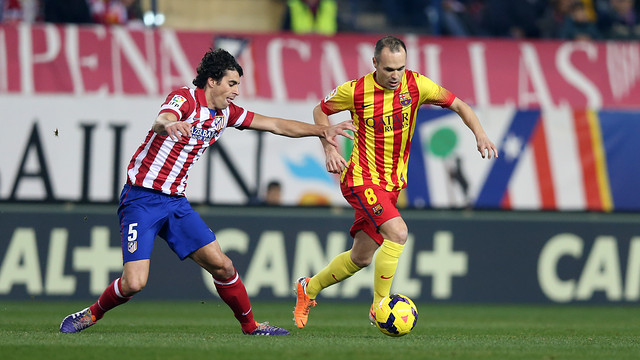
[294,35,499,329]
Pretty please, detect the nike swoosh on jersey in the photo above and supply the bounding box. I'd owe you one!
[380,275,393,279]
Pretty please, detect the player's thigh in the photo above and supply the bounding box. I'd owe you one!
[163,199,216,260]
[341,183,401,244]
[117,188,167,262]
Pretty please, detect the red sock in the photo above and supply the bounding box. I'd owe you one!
[89,278,131,320]
[214,269,256,333]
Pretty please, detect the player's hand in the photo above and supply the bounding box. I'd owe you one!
[476,134,498,159]
[164,121,192,141]
[324,144,348,174]
[323,120,356,147]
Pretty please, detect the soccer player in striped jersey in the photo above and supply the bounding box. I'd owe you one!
[59,48,355,335]
[294,36,498,329]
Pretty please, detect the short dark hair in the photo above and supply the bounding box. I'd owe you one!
[192,48,244,88]
[374,36,407,62]
[267,180,281,191]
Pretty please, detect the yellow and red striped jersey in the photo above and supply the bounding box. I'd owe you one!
[321,70,455,191]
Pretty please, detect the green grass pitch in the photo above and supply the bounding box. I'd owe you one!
[1,300,638,360]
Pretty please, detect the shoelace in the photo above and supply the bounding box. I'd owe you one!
[256,322,274,330]
[303,300,316,315]
[299,280,316,315]
[72,313,94,330]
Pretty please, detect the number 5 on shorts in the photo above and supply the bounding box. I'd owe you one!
[127,223,138,253]
[128,223,138,241]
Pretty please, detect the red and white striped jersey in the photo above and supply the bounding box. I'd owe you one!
[126,86,254,196]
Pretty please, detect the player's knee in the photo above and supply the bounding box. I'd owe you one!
[221,257,235,275]
[386,227,408,245]
[121,277,146,296]
[351,254,372,268]
[380,219,409,245]
[209,257,235,279]
[390,233,408,245]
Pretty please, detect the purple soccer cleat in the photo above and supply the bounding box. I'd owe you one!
[60,307,97,333]
[244,321,290,336]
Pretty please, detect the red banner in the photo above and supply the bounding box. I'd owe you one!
[0,24,639,109]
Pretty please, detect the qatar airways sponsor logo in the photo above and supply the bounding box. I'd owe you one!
[363,112,410,133]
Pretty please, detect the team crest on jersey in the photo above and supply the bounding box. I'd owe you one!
[192,115,224,142]
[324,88,338,103]
[399,92,412,106]
[168,95,187,109]
[212,115,224,133]
[372,204,384,216]
[128,240,137,253]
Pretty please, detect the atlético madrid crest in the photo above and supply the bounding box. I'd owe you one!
[212,115,224,131]
[128,240,137,253]
[399,92,412,106]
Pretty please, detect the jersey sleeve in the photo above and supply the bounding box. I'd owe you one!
[414,72,456,108]
[226,102,255,129]
[320,80,355,115]
[158,88,195,120]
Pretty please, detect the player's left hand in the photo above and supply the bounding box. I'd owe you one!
[324,120,356,147]
[323,144,348,174]
[165,121,192,141]
[477,135,498,159]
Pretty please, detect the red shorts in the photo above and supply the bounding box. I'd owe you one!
[340,183,401,245]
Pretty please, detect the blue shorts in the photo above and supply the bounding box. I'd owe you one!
[117,184,216,263]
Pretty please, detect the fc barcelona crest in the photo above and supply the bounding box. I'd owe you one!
[372,204,384,216]
[399,92,412,106]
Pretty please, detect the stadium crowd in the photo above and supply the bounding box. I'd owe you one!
[0,0,143,26]
[342,0,640,40]
[1,0,638,40]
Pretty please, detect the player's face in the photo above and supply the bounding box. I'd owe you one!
[373,47,406,90]
[208,70,241,110]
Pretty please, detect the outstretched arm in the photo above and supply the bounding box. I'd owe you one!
[248,113,355,147]
[448,97,499,159]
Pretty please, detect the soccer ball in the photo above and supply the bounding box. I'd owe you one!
[373,294,418,337]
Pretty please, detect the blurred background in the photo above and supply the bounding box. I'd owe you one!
[3,0,639,40]
[0,0,639,304]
